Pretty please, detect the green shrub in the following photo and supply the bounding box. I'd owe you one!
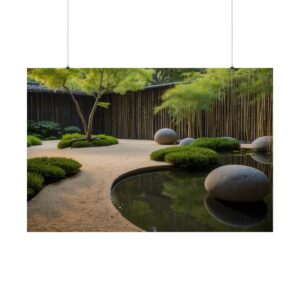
[191,137,240,151]
[27,157,82,200]
[59,133,118,148]
[27,171,44,192]
[165,151,209,169]
[57,139,72,149]
[28,133,44,140]
[28,159,66,182]
[27,120,61,138]
[63,126,81,134]
[27,135,42,146]
[72,140,94,148]
[150,146,218,169]
[62,133,85,140]
[150,146,187,161]
[44,157,81,175]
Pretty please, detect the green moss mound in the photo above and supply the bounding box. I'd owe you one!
[151,146,218,169]
[27,157,82,200]
[58,133,119,149]
[27,135,42,147]
[191,137,240,151]
[27,171,44,198]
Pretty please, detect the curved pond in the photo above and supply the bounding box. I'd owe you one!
[111,153,273,232]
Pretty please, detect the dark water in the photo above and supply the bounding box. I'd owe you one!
[111,153,273,232]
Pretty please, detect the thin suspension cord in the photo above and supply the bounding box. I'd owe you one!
[231,0,234,68]
[66,0,70,68]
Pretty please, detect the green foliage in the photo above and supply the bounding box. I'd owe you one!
[150,146,218,169]
[30,157,81,176]
[191,138,240,151]
[155,69,230,124]
[150,146,187,161]
[62,133,85,140]
[27,171,44,193]
[95,134,119,145]
[27,120,61,138]
[27,135,42,147]
[57,139,72,149]
[58,134,118,148]
[63,126,81,134]
[150,68,205,85]
[72,140,94,148]
[165,151,209,169]
[28,159,66,182]
[27,157,81,200]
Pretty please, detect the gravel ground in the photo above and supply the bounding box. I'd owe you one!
[27,139,169,232]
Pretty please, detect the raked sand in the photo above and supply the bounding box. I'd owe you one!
[27,139,170,232]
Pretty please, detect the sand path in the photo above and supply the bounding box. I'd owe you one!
[27,140,169,232]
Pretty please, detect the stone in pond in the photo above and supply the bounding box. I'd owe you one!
[204,194,268,228]
[251,153,272,165]
[252,136,273,152]
[154,128,178,145]
[204,165,271,202]
[179,138,195,146]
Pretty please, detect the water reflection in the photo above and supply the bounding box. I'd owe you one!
[112,153,273,232]
[251,153,273,165]
[204,195,268,228]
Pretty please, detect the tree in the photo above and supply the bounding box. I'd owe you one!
[150,68,205,85]
[28,68,154,139]
[154,69,231,135]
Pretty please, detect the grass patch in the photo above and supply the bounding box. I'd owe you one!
[191,137,240,151]
[27,171,44,197]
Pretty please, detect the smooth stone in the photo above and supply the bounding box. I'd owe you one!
[204,194,268,228]
[179,137,195,146]
[251,153,273,165]
[252,136,273,152]
[204,165,271,202]
[154,128,178,145]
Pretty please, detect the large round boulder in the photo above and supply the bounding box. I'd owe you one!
[179,137,195,146]
[204,194,268,228]
[252,136,273,152]
[154,128,178,145]
[204,165,271,202]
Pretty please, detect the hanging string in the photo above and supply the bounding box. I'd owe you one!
[230,0,234,69]
[66,0,70,68]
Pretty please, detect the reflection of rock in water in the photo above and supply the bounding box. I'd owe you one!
[251,153,272,165]
[204,194,268,228]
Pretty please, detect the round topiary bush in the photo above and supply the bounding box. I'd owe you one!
[150,146,218,169]
[191,137,240,151]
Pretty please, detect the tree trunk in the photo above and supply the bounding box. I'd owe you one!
[86,93,104,140]
[64,86,88,134]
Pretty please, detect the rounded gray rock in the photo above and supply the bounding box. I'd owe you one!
[179,137,195,146]
[252,136,273,152]
[154,128,178,145]
[204,165,271,202]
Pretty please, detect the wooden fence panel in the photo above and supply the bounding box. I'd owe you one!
[27,84,272,141]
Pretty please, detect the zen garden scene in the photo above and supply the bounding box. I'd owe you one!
[27,68,273,232]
